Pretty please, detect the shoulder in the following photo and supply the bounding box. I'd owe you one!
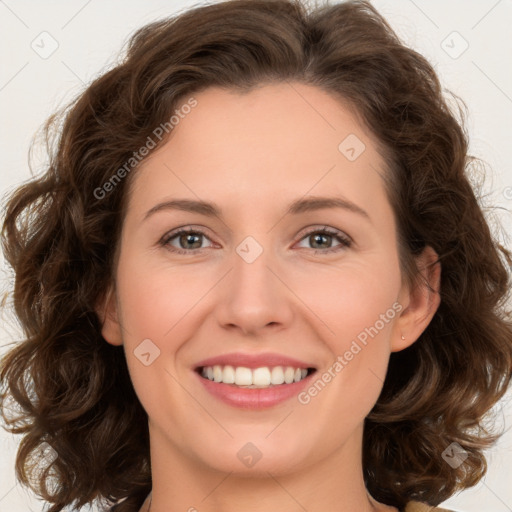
[405,501,458,512]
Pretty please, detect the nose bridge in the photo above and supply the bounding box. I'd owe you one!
[215,235,292,334]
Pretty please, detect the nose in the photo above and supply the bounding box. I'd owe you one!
[214,244,294,336]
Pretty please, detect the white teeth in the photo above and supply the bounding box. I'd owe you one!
[284,367,295,384]
[253,367,271,386]
[235,367,252,386]
[200,365,312,387]
[222,365,235,384]
[213,365,223,382]
[270,366,285,385]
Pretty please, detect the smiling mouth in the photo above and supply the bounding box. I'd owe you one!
[195,365,317,388]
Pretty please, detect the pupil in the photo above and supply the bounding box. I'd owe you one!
[181,233,201,249]
[312,233,329,248]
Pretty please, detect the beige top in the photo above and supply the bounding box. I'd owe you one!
[405,502,454,512]
[138,493,454,512]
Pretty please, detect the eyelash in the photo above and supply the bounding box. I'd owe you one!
[159,226,352,256]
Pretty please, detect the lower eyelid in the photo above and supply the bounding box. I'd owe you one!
[161,228,351,253]
[296,228,351,248]
[161,229,213,252]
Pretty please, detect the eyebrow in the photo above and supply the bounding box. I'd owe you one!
[143,195,371,222]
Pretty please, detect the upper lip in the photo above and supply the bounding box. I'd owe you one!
[194,352,317,370]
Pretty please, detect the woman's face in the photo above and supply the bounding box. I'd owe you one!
[100,82,439,477]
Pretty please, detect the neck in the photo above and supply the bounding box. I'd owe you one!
[141,421,397,512]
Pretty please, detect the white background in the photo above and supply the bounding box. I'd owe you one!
[0,1,511,511]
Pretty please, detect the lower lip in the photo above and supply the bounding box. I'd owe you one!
[195,370,316,410]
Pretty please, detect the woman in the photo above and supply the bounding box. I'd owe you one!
[1,1,511,511]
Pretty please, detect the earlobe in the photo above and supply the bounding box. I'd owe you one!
[95,285,124,346]
[391,245,441,352]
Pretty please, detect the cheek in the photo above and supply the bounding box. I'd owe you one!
[113,255,208,414]
[115,251,213,339]
[296,261,399,405]
[298,284,395,438]
[295,259,400,344]
[113,253,221,402]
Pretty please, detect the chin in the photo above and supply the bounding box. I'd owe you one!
[193,435,314,475]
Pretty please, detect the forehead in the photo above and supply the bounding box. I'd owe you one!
[128,82,392,224]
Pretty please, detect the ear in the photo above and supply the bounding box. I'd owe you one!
[95,284,123,346]
[391,245,441,352]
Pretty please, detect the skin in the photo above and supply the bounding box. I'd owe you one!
[98,82,441,512]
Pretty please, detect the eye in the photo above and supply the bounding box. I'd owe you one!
[159,225,352,256]
[295,226,352,254]
[160,227,214,255]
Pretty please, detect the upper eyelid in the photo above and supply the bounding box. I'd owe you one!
[161,225,346,238]
[160,225,351,248]
[161,226,214,243]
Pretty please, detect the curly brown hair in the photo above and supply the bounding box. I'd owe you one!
[1,0,511,511]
